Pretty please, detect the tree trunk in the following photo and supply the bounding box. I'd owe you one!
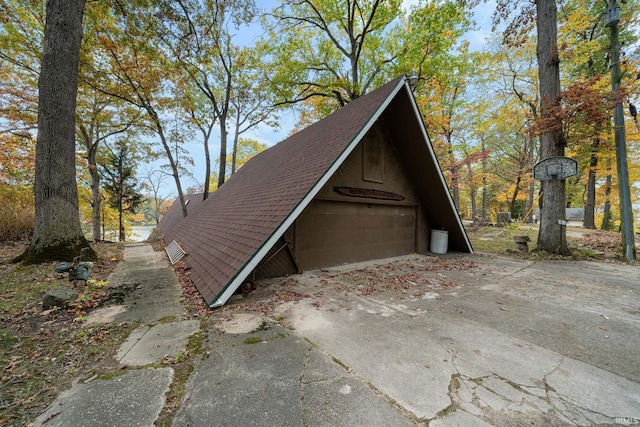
[203,129,211,200]
[90,162,102,241]
[535,0,569,255]
[527,136,536,223]
[481,139,487,221]
[465,155,476,220]
[18,0,95,264]
[217,113,228,188]
[509,175,522,216]
[601,158,613,230]
[155,120,187,218]
[584,138,599,229]
[118,207,125,241]
[231,116,241,175]
[450,165,460,212]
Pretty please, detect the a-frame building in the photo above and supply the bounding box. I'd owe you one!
[159,76,472,307]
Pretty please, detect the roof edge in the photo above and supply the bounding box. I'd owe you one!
[210,77,408,307]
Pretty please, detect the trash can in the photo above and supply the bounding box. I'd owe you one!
[430,229,448,254]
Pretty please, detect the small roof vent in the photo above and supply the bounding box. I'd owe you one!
[165,240,186,265]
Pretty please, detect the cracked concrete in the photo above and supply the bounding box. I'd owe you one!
[35,243,195,427]
[36,249,640,426]
[206,253,640,426]
[173,324,412,426]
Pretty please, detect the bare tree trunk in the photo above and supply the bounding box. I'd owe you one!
[535,0,569,255]
[155,121,187,218]
[19,0,95,263]
[118,207,125,241]
[231,114,241,175]
[217,113,228,188]
[465,158,477,220]
[510,175,522,215]
[203,134,211,200]
[527,137,536,223]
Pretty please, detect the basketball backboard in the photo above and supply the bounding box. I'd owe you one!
[533,156,578,181]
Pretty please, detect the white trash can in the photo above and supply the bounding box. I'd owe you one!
[430,229,448,254]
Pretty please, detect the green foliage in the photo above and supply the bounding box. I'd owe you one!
[101,142,143,216]
[100,139,144,241]
[262,0,405,111]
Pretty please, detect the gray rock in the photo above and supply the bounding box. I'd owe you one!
[42,286,78,310]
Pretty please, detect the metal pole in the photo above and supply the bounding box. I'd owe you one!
[607,0,636,261]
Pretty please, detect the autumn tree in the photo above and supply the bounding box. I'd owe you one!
[210,137,268,191]
[418,47,481,212]
[86,2,191,219]
[18,0,95,263]
[76,88,140,241]
[263,0,403,111]
[557,0,638,230]
[140,167,170,226]
[494,0,570,254]
[101,138,144,241]
[158,0,275,193]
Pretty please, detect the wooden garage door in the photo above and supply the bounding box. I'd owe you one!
[295,199,416,270]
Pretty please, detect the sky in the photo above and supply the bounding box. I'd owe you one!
[148,1,498,199]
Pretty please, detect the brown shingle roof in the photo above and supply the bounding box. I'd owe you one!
[157,193,205,244]
[166,76,472,307]
[170,77,407,306]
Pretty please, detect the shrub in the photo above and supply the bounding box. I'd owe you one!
[0,185,34,241]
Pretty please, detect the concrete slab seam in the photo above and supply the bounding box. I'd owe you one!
[301,336,425,425]
[116,326,151,363]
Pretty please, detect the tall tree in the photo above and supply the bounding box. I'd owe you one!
[264,0,478,117]
[76,89,139,241]
[494,0,569,254]
[101,138,143,241]
[159,0,271,191]
[18,0,95,263]
[265,0,403,111]
[140,167,170,226]
[88,3,191,219]
[536,0,570,254]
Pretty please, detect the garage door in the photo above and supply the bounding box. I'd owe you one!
[295,199,416,270]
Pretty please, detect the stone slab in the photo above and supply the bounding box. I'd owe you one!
[116,319,200,366]
[34,368,173,427]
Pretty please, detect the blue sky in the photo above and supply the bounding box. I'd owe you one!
[150,1,498,198]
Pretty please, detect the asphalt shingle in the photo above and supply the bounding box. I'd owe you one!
[164,77,405,305]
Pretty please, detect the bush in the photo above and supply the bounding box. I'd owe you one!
[0,185,34,241]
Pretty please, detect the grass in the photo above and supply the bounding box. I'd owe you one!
[0,240,128,426]
[465,224,636,262]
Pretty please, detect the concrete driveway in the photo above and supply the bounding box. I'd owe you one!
[180,253,640,426]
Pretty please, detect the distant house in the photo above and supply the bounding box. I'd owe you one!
[158,76,472,307]
[565,208,585,227]
[532,208,585,227]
